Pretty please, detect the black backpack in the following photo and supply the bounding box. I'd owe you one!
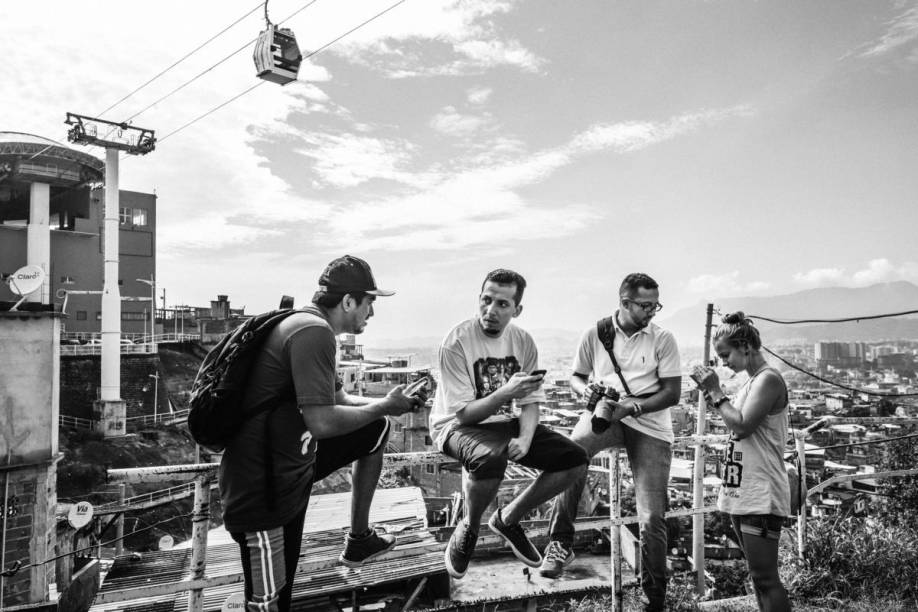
[187,308,299,451]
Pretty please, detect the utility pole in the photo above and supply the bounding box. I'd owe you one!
[692,303,715,594]
[67,112,155,437]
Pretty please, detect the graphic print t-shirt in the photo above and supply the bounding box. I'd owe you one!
[429,317,546,445]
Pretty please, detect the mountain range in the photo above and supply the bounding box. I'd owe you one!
[368,282,918,358]
[658,281,918,347]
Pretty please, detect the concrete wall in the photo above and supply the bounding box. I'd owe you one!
[60,354,166,420]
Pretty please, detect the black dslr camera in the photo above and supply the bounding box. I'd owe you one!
[585,383,621,434]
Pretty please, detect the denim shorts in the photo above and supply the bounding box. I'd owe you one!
[730,513,785,541]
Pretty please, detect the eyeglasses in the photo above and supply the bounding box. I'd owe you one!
[623,299,663,313]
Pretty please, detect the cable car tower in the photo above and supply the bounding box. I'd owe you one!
[253,0,303,84]
[66,112,156,436]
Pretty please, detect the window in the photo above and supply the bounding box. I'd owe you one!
[121,312,147,321]
[118,279,123,286]
[119,207,131,224]
[132,208,148,226]
[76,311,87,321]
[425,464,436,475]
[424,435,432,446]
[392,421,403,433]
[95,312,102,321]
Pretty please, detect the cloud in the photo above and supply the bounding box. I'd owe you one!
[467,86,493,105]
[793,267,846,287]
[857,5,918,58]
[306,105,752,251]
[329,0,545,77]
[686,271,770,296]
[852,258,918,285]
[294,133,423,188]
[430,106,494,136]
[793,259,918,287]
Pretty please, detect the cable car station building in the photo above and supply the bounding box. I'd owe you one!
[0,132,156,335]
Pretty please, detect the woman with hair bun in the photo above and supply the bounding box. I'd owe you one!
[691,312,791,612]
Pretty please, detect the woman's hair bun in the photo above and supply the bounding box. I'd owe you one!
[722,311,747,325]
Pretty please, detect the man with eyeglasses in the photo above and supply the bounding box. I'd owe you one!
[540,273,681,612]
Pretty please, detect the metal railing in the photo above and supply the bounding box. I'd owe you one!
[58,414,96,430]
[101,417,918,612]
[60,342,157,356]
[124,408,190,428]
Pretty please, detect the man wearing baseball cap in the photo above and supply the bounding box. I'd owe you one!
[220,255,423,612]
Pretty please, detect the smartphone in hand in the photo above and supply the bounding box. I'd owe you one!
[530,369,547,379]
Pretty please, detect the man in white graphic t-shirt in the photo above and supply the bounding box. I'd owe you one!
[429,269,589,580]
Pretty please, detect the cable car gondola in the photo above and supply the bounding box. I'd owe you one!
[253,4,302,85]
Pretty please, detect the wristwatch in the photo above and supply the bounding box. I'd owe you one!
[711,395,729,409]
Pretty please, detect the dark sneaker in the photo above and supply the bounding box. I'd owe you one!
[339,528,396,568]
[444,520,479,579]
[539,540,574,578]
[487,509,541,568]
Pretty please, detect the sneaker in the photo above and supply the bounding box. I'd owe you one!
[339,528,397,568]
[444,520,479,579]
[539,540,575,578]
[487,509,542,568]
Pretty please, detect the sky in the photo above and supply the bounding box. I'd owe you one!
[2,0,918,345]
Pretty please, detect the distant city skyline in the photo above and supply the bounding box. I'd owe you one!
[3,1,917,341]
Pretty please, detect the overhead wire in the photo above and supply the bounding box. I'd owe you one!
[96,1,265,119]
[0,512,192,577]
[761,345,918,398]
[748,309,918,325]
[158,0,410,144]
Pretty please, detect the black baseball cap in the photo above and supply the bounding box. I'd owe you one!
[317,255,395,296]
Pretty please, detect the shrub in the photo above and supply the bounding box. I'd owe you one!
[786,516,918,601]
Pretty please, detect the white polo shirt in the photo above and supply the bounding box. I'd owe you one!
[572,314,681,443]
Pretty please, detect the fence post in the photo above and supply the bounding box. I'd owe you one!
[610,451,623,612]
[116,484,125,556]
[692,303,714,594]
[188,474,211,612]
[795,432,807,559]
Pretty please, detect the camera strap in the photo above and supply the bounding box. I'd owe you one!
[597,317,633,397]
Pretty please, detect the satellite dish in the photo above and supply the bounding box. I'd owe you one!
[158,534,174,551]
[221,592,246,611]
[67,501,94,529]
[8,265,44,296]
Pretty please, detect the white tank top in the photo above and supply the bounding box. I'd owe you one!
[716,367,791,517]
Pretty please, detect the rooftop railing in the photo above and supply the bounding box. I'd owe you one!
[100,416,918,612]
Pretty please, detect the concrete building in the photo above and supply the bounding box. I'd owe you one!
[0,132,155,335]
[815,341,867,370]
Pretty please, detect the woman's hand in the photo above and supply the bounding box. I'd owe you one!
[690,365,721,396]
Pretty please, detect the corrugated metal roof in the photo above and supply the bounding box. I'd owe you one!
[90,487,441,612]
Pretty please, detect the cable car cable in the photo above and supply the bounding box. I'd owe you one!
[96,2,265,119]
[120,0,321,126]
[156,0,409,144]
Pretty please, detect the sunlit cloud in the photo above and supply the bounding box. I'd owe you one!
[793,259,918,288]
[686,271,771,296]
[857,5,918,58]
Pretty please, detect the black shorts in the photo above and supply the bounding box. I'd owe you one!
[314,417,391,481]
[441,419,588,481]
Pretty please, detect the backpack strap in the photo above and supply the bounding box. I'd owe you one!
[596,316,633,397]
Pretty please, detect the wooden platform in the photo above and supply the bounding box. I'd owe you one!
[89,487,445,612]
[449,553,637,606]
